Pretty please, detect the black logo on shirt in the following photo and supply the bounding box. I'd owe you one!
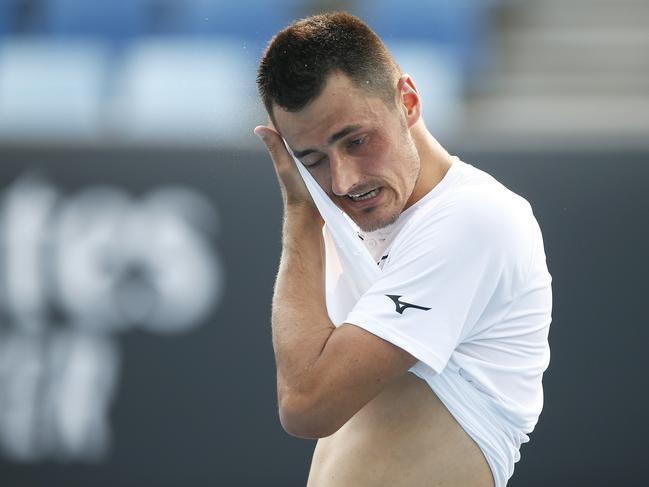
[386,295,431,315]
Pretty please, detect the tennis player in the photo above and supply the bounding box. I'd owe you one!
[255,12,552,487]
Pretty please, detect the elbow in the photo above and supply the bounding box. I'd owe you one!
[278,392,344,439]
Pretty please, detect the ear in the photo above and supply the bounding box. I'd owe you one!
[397,74,421,129]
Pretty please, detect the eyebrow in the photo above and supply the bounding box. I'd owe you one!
[292,124,363,159]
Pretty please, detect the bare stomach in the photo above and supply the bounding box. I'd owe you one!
[306,372,494,487]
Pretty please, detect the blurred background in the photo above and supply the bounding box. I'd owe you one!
[0,0,647,485]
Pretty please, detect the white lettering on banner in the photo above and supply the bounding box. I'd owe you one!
[0,174,223,462]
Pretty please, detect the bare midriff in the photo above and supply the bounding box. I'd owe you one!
[306,372,495,487]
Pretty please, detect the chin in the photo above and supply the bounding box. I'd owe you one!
[355,209,400,233]
[332,197,402,232]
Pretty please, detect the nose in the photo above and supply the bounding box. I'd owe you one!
[329,153,360,196]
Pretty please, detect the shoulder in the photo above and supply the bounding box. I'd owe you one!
[391,167,535,263]
[454,174,533,239]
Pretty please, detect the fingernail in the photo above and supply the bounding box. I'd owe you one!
[254,127,267,140]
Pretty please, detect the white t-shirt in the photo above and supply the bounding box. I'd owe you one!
[324,157,552,487]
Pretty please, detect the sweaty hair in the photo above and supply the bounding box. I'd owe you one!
[256,12,401,117]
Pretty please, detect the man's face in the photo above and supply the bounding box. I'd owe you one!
[272,72,421,232]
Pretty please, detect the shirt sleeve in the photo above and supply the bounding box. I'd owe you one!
[344,192,534,374]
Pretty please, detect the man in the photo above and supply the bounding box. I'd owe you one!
[254,12,552,487]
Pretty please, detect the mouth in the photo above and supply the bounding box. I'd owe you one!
[347,188,381,202]
[344,187,384,210]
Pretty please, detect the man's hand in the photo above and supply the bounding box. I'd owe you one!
[255,126,415,440]
[254,125,317,210]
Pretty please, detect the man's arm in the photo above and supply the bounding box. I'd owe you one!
[255,125,417,439]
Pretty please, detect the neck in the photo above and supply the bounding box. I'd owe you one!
[407,121,454,206]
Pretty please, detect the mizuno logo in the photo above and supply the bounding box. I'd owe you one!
[386,295,431,315]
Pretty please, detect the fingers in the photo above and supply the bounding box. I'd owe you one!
[254,125,294,172]
[254,124,313,207]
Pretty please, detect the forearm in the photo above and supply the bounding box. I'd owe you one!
[255,124,413,438]
[272,205,334,404]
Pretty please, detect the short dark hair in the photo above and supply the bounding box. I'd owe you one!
[256,12,401,118]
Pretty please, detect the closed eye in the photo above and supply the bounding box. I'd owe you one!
[303,156,327,168]
[349,136,366,148]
